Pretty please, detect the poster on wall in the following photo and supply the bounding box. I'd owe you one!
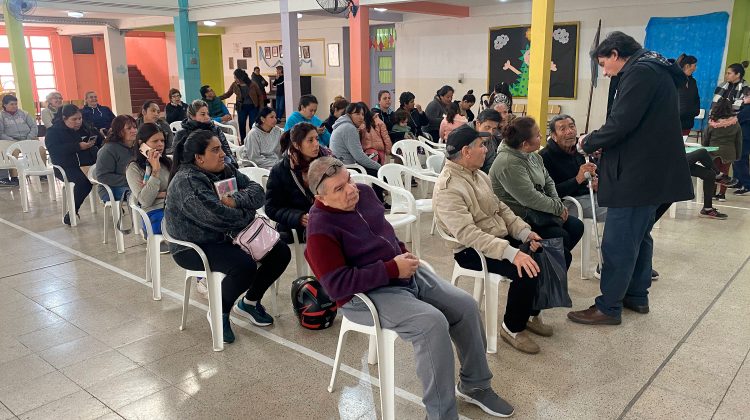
[242,47,252,58]
[237,59,248,70]
[256,39,326,76]
[488,23,579,99]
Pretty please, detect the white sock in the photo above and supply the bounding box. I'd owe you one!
[243,297,257,306]
[502,322,517,338]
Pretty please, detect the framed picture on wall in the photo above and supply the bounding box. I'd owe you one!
[242,47,252,58]
[229,57,235,69]
[279,45,283,58]
[264,47,272,59]
[237,59,248,70]
[272,46,278,57]
[302,45,311,59]
[327,43,340,67]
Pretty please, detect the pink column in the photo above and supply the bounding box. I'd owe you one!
[348,2,370,104]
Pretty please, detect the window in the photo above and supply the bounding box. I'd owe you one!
[378,56,393,84]
[0,35,56,101]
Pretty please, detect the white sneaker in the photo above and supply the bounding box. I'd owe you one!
[593,265,601,280]
[195,277,209,296]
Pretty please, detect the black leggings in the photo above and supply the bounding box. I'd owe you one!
[454,239,540,333]
[54,166,92,214]
[655,149,720,221]
[528,216,584,269]
[172,241,291,313]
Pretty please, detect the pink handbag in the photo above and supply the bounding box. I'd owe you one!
[232,216,280,261]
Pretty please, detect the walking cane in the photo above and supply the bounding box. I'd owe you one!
[583,156,603,267]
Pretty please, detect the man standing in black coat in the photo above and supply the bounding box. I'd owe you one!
[567,32,693,325]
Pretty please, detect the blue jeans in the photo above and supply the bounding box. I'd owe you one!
[100,186,129,202]
[595,205,657,317]
[275,95,285,119]
[734,154,750,190]
[237,104,257,141]
[142,208,164,235]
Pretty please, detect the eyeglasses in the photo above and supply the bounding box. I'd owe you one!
[313,162,343,194]
[171,94,181,98]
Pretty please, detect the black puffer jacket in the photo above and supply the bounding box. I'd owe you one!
[45,120,99,168]
[265,155,315,241]
[584,49,693,207]
[173,118,238,168]
[678,76,700,130]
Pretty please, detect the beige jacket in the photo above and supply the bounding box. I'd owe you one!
[433,160,532,262]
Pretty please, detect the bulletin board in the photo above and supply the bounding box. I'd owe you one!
[256,38,326,76]
[488,22,579,99]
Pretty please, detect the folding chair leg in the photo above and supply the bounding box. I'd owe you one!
[19,174,29,213]
[102,205,108,244]
[89,190,97,213]
[368,335,378,365]
[149,236,162,300]
[484,278,499,354]
[376,335,396,420]
[46,174,56,201]
[112,201,125,254]
[207,273,224,352]
[180,275,192,331]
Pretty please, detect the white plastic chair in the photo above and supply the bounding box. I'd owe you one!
[0,140,16,173]
[351,173,420,257]
[5,140,56,212]
[86,164,125,254]
[562,196,595,279]
[215,121,241,154]
[328,260,436,420]
[51,165,78,227]
[418,135,446,150]
[129,194,162,301]
[169,121,182,135]
[378,163,437,235]
[237,165,286,312]
[344,163,366,174]
[161,219,226,352]
[434,222,508,354]
[426,154,445,175]
[392,140,443,198]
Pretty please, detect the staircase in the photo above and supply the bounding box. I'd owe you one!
[128,65,164,115]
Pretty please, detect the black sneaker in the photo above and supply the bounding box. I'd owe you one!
[699,208,728,219]
[734,187,749,196]
[651,269,660,281]
[714,194,726,202]
[456,384,514,417]
[716,174,739,187]
[0,178,19,187]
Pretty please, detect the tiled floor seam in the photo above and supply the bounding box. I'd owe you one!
[710,347,750,419]
[0,259,81,281]
[617,253,750,419]
[0,216,466,419]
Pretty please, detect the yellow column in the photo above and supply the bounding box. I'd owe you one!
[2,2,34,113]
[526,0,555,140]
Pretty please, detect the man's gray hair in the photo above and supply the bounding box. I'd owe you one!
[84,91,96,99]
[308,156,345,195]
[548,114,576,136]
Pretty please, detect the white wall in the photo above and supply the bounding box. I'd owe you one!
[221,20,346,108]
[394,0,733,131]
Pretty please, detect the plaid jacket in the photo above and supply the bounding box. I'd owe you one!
[712,80,746,113]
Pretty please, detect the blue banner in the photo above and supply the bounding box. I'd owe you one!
[644,12,729,129]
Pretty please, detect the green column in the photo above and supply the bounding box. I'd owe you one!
[727,0,750,65]
[2,2,34,113]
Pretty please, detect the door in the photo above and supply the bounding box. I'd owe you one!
[370,25,396,106]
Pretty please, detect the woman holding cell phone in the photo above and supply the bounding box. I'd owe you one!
[45,104,99,225]
[126,123,172,252]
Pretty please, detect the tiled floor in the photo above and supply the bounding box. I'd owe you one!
[0,181,748,420]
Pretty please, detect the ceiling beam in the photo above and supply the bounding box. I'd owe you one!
[371,1,470,18]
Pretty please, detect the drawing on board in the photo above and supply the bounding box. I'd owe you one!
[256,39,326,76]
[488,23,579,98]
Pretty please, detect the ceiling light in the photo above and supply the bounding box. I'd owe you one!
[374,8,388,12]
[203,20,217,26]
[297,13,303,18]
[67,11,84,18]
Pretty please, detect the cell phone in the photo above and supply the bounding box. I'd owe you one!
[88,136,97,144]
[139,143,152,158]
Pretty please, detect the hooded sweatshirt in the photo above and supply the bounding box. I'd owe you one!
[0,109,37,140]
[703,116,742,163]
[245,122,283,169]
[360,117,392,162]
[330,114,380,171]
[284,111,331,147]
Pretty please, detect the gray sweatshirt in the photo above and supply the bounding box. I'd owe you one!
[424,97,448,133]
[0,110,37,140]
[126,162,170,212]
[329,114,380,171]
[95,142,134,189]
[245,123,282,170]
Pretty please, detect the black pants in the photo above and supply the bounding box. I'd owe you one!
[172,241,291,313]
[655,149,719,222]
[54,166,92,214]
[365,167,385,202]
[528,216,584,269]
[454,239,540,333]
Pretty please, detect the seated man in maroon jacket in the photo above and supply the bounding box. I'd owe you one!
[304,156,513,420]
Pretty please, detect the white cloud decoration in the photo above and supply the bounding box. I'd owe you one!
[494,34,509,50]
[553,28,569,44]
